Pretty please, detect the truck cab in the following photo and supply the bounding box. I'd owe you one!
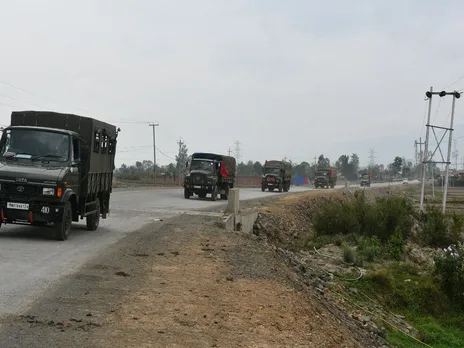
[183,152,236,201]
[0,111,119,241]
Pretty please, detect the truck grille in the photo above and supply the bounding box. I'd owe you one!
[2,183,40,195]
[192,174,206,185]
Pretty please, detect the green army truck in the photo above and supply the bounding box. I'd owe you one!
[183,152,236,201]
[314,168,337,189]
[261,160,292,192]
[0,111,120,241]
[360,171,371,187]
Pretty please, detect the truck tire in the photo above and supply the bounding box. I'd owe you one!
[220,186,229,200]
[211,186,217,201]
[261,186,265,192]
[86,198,100,231]
[184,188,190,199]
[278,185,282,192]
[54,201,72,241]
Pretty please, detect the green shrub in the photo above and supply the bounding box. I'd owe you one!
[450,212,464,243]
[419,205,460,248]
[366,195,414,242]
[116,173,142,181]
[311,197,360,236]
[434,243,464,307]
[358,236,381,262]
[342,243,355,264]
[387,227,405,261]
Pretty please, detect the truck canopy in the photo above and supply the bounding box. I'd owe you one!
[191,152,236,178]
[264,160,292,176]
[317,168,337,178]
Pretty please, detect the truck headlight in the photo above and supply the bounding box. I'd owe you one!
[43,187,55,196]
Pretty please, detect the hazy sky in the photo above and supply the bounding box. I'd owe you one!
[0,0,464,168]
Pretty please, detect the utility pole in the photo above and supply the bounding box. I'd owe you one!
[234,141,241,174]
[415,137,425,166]
[177,137,184,186]
[227,147,232,156]
[149,122,159,184]
[368,148,376,167]
[419,87,460,212]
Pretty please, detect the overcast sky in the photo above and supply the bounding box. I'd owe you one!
[0,0,463,168]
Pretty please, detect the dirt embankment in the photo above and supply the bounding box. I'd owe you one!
[0,209,387,347]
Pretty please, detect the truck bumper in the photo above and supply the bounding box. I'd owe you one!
[0,199,64,224]
[185,184,214,193]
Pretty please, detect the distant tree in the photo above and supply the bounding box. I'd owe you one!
[142,160,154,172]
[175,141,189,176]
[317,154,330,168]
[252,161,263,175]
[350,153,360,173]
[391,156,403,176]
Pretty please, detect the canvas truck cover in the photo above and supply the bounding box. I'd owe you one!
[317,168,337,178]
[265,160,292,177]
[191,152,236,178]
[10,111,118,174]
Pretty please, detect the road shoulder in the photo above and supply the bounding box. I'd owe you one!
[0,213,383,348]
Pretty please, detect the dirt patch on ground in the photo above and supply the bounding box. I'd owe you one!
[0,213,387,348]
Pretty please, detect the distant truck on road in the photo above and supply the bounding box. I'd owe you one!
[360,171,371,187]
[314,168,337,189]
[261,160,292,192]
[0,111,120,241]
[183,152,236,201]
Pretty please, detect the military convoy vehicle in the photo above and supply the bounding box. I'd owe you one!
[183,152,236,201]
[0,111,120,241]
[360,171,371,187]
[314,168,337,188]
[261,160,292,192]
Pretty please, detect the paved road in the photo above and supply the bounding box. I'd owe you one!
[0,181,409,319]
[0,185,313,318]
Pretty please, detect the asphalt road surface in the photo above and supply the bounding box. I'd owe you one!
[0,181,408,320]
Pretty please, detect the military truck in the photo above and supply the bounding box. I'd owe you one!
[0,111,120,241]
[183,152,236,201]
[314,168,337,189]
[360,171,371,187]
[261,160,292,192]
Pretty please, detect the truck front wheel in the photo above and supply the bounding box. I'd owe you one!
[54,201,72,241]
[184,188,190,199]
[261,186,265,192]
[211,186,217,201]
[86,198,100,231]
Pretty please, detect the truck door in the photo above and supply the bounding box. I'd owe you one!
[68,136,82,196]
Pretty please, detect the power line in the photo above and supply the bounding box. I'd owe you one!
[0,79,87,113]
[444,74,464,90]
[156,146,175,161]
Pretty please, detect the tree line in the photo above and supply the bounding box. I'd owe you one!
[115,141,422,181]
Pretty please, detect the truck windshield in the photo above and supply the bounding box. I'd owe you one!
[0,129,70,162]
[190,159,214,172]
[264,168,280,175]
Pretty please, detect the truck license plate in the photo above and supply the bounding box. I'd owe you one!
[7,202,29,210]
[194,185,201,189]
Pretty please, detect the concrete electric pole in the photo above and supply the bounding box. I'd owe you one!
[149,122,159,184]
[177,137,184,186]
